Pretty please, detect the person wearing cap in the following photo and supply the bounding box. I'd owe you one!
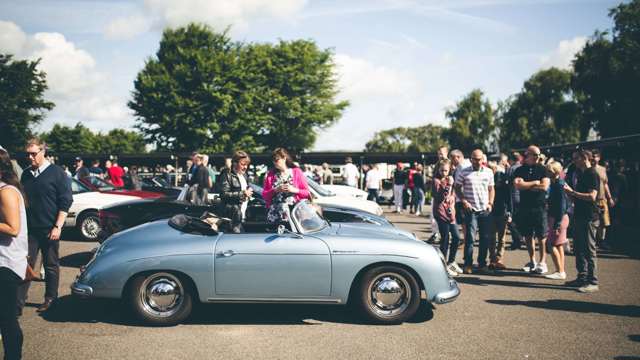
[18,138,73,313]
[74,157,90,180]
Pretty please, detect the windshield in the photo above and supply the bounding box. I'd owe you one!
[305,176,334,197]
[292,201,328,233]
[85,176,116,191]
[70,179,91,194]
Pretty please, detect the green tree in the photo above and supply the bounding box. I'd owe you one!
[98,129,147,154]
[572,0,640,138]
[445,89,495,152]
[365,125,448,152]
[0,54,54,153]
[41,124,147,154]
[498,68,584,150]
[41,123,98,154]
[129,24,348,153]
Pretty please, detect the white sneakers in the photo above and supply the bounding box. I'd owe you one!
[578,284,599,293]
[533,262,548,274]
[447,262,463,277]
[522,261,536,272]
[450,262,463,274]
[545,272,567,280]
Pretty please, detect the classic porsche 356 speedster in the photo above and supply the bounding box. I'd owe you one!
[72,201,459,325]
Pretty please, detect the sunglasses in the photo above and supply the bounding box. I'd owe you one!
[26,149,43,157]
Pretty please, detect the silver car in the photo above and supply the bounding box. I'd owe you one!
[72,200,459,325]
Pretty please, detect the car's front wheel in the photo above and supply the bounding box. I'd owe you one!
[77,210,101,242]
[357,265,421,324]
[128,272,193,326]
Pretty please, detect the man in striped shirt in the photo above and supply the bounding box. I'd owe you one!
[455,149,495,274]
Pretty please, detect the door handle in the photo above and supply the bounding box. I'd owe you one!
[218,250,235,257]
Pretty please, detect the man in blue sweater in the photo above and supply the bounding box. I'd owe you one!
[17,138,73,313]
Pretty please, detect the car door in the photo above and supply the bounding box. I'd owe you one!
[214,231,331,298]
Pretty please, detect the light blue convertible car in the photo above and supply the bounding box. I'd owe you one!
[72,201,459,325]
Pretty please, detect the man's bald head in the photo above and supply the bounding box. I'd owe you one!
[525,145,542,165]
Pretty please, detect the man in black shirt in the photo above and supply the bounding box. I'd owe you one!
[514,145,550,274]
[392,163,407,213]
[564,150,600,293]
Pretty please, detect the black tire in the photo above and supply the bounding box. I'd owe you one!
[77,210,101,242]
[127,272,193,326]
[357,265,421,324]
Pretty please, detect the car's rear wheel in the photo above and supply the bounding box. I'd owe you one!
[77,211,101,242]
[128,272,193,326]
[357,265,421,324]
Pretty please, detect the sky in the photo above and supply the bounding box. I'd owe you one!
[0,0,622,151]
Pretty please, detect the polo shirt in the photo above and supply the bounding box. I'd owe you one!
[455,165,494,212]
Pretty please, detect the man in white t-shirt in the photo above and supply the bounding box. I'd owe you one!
[343,157,360,187]
[365,164,382,202]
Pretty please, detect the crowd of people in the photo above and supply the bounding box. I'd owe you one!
[382,145,634,296]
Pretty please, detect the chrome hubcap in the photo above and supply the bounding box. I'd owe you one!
[82,216,100,239]
[140,273,183,317]
[368,273,411,318]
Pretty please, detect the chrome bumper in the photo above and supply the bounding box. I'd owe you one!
[433,280,460,304]
[71,281,94,297]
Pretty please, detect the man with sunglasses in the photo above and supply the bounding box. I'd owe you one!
[514,145,550,274]
[17,138,73,313]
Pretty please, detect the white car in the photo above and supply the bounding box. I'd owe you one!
[66,179,140,242]
[319,183,368,199]
[305,177,383,216]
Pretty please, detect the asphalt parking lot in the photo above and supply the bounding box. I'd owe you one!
[6,209,640,360]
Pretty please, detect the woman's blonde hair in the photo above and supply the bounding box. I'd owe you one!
[546,161,563,177]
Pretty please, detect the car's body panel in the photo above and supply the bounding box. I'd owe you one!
[322,184,368,199]
[75,204,458,307]
[65,191,139,228]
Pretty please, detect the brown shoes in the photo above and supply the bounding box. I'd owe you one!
[36,298,54,313]
[493,261,507,270]
[463,266,473,274]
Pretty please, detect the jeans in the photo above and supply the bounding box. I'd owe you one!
[17,227,60,312]
[436,218,461,264]
[574,217,599,285]
[491,215,508,262]
[367,189,379,202]
[0,267,23,360]
[463,210,492,267]
[412,188,425,214]
[393,185,404,210]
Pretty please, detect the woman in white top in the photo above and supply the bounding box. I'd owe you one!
[0,147,28,360]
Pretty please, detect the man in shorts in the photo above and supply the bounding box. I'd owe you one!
[514,145,550,274]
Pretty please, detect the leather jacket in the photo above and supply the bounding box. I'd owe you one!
[218,168,249,206]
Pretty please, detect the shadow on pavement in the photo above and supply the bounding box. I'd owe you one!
[457,276,576,291]
[60,251,94,268]
[629,334,640,342]
[40,295,434,327]
[613,357,640,360]
[486,299,640,318]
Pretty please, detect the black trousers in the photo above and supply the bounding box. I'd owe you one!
[0,267,23,360]
[17,227,60,311]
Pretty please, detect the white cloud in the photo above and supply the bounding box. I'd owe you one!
[540,36,587,70]
[0,21,133,131]
[104,15,153,40]
[104,0,307,39]
[334,54,421,101]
